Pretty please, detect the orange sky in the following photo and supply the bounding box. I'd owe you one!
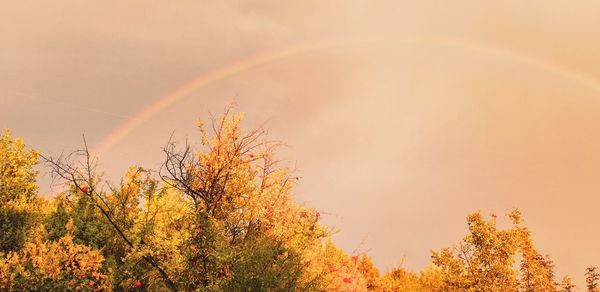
[2,0,600,287]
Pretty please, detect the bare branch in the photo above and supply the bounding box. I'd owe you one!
[41,140,177,292]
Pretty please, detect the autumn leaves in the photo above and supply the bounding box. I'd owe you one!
[1,113,597,291]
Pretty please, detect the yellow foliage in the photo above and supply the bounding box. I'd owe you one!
[0,226,112,291]
[432,210,557,292]
[0,129,43,252]
[0,119,571,291]
[0,129,39,205]
[302,240,370,291]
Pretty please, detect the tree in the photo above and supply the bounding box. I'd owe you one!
[3,113,587,291]
[432,210,562,292]
[0,222,112,290]
[586,266,599,292]
[418,265,444,292]
[0,129,41,252]
[44,167,162,289]
[380,267,422,291]
[0,129,38,203]
[41,110,331,290]
[432,211,521,291]
[516,211,557,291]
[357,255,381,290]
[303,239,369,291]
[158,111,330,290]
[375,262,443,291]
[560,276,576,292]
[43,138,178,291]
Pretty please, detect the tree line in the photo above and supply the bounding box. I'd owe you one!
[0,111,598,291]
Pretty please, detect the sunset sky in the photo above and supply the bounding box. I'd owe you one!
[2,0,600,286]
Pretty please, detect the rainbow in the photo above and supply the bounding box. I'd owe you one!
[91,35,600,157]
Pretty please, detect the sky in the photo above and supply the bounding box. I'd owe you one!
[2,0,600,286]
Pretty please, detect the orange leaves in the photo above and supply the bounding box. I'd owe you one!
[328,265,337,273]
[3,111,338,290]
[298,210,321,222]
[0,229,113,290]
